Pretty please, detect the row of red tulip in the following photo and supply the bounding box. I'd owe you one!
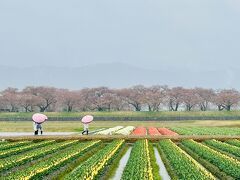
[148,127,161,135]
[131,127,179,136]
[158,128,179,136]
[132,127,147,135]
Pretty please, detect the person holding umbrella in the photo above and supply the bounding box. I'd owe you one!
[33,122,43,135]
[32,113,48,135]
[81,115,93,135]
[82,123,89,135]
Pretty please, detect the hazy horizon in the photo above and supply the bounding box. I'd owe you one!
[1,0,240,89]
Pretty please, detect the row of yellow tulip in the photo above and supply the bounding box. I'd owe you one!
[0,140,55,158]
[204,139,240,158]
[65,140,125,180]
[182,139,240,179]
[5,141,101,180]
[0,141,31,151]
[0,140,79,172]
[158,139,215,180]
[226,139,240,148]
[121,140,154,180]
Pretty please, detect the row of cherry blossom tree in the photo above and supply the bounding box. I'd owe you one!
[0,85,240,112]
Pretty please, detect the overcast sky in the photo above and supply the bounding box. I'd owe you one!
[0,0,240,71]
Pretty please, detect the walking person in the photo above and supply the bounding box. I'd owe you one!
[82,123,89,135]
[33,122,43,135]
[32,113,47,135]
[81,115,93,135]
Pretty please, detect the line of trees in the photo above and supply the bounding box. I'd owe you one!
[0,85,240,112]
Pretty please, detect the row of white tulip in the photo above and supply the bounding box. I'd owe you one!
[114,126,135,135]
[95,126,124,135]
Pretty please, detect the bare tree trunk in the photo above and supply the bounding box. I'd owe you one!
[174,103,179,111]
[148,105,152,111]
[130,103,141,111]
[30,106,34,112]
[135,105,141,111]
[218,105,224,111]
[200,103,207,111]
[24,106,28,112]
[226,105,231,111]
[108,104,111,111]
[67,105,72,112]
[10,105,16,112]
[40,107,45,112]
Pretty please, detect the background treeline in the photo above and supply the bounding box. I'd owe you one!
[0,85,240,112]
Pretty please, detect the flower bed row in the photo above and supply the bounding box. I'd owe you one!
[95,126,124,135]
[131,127,178,136]
[121,140,154,180]
[181,140,240,179]
[65,140,124,179]
[171,127,240,135]
[226,139,240,148]
[158,139,214,180]
[114,126,135,135]
[158,128,178,136]
[0,140,55,158]
[94,126,179,136]
[148,127,161,135]
[204,139,240,158]
[0,141,31,151]
[5,140,101,180]
[0,140,79,172]
[131,127,147,135]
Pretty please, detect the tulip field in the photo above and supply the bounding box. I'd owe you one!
[93,126,180,136]
[1,125,240,179]
[1,137,240,179]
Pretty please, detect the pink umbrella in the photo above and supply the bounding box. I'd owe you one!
[81,115,93,124]
[32,113,48,123]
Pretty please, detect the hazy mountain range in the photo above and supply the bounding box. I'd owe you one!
[0,63,238,90]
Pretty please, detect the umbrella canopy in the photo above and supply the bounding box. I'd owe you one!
[81,115,93,124]
[32,113,48,123]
